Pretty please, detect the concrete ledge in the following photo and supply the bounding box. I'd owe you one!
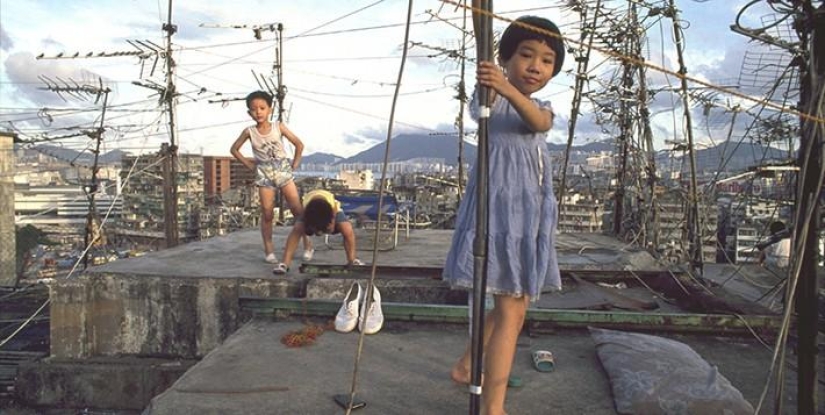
[241,297,785,334]
[305,277,466,304]
[15,357,196,411]
[50,273,302,359]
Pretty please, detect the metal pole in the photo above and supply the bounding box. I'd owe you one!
[613,0,639,237]
[83,90,109,269]
[469,0,491,413]
[162,0,179,247]
[275,23,286,224]
[559,0,601,226]
[794,5,823,413]
[614,15,634,237]
[637,68,658,249]
[631,2,658,250]
[457,4,468,202]
[667,0,702,275]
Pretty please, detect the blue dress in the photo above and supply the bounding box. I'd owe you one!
[443,92,562,299]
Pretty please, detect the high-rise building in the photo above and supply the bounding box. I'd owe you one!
[0,131,16,287]
[202,156,255,205]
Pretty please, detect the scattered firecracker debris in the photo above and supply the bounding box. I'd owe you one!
[280,323,327,348]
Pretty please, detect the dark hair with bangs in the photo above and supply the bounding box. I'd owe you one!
[245,90,273,109]
[303,198,335,235]
[498,16,565,77]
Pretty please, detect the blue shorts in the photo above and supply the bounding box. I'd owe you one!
[297,210,349,234]
[255,159,293,188]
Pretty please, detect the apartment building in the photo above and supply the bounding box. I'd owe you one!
[558,192,604,233]
[118,153,204,247]
[202,156,256,205]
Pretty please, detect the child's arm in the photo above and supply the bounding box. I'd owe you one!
[338,221,358,265]
[477,61,554,132]
[229,129,256,170]
[279,122,305,171]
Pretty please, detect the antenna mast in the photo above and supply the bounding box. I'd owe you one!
[39,79,111,268]
[666,0,703,275]
[83,89,110,269]
[793,4,823,414]
[274,23,287,224]
[559,0,603,225]
[457,4,469,201]
[161,0,180,248]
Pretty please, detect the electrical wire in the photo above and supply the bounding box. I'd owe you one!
[289,84,449,99]
[2,126,160,349]
[342,4,414,413]
[288,91,439,133]
[442,0,825,125]
[753,69,825,415]
[291,0,387,38]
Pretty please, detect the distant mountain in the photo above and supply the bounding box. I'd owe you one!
[339,134,477,165]
[303,152,344,165]
[338,134,617,166]
[660,141,790,172]
[547,139,614,153]
[98,149,129,164]
[337,135,790,174]
[29,144,127,166]
[26,137,790,174]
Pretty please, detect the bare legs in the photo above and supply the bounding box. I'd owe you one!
[483,295,528,414]
[258,186,277,257]
[281,222,306,269]
[258,181,311,262]
[280,181,311,252]
[452,294,529,415]
[281,219,357,268]
[451,309,495,384]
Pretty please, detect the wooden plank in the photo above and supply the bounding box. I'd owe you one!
[299,263,676,282]
[240,297,783,334]
[568,272,659,311]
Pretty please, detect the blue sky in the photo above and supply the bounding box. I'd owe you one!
[1,0,776,159]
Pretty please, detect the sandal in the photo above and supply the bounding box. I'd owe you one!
[532,350,555,372]
[272,263,289,275]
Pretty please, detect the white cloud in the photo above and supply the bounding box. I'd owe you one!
[0,1,769,159]
[0,24,12,51]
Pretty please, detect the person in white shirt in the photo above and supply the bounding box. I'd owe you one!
[759,221,791,273]
[230,90,311,264]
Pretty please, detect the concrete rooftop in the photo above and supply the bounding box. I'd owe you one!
[21,227,823,414]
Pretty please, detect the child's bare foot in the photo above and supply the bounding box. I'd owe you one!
[451,362,487,387]
[450,362,471,384]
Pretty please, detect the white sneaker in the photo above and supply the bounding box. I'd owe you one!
[264,253,278,264]
[335,283,362,333]
[272,262,289,275]
[302,248,315,262]
[359,285,384,335]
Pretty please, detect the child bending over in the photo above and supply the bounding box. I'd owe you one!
[273,189,362,274]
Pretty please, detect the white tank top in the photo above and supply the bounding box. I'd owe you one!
[248,124,287,162]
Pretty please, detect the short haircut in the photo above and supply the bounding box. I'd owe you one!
[498,16,566,77]
[303,198,335,235]
[245,90,273,109]
[769,221,786,235]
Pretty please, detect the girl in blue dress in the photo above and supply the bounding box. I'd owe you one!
[443,15,564,415]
